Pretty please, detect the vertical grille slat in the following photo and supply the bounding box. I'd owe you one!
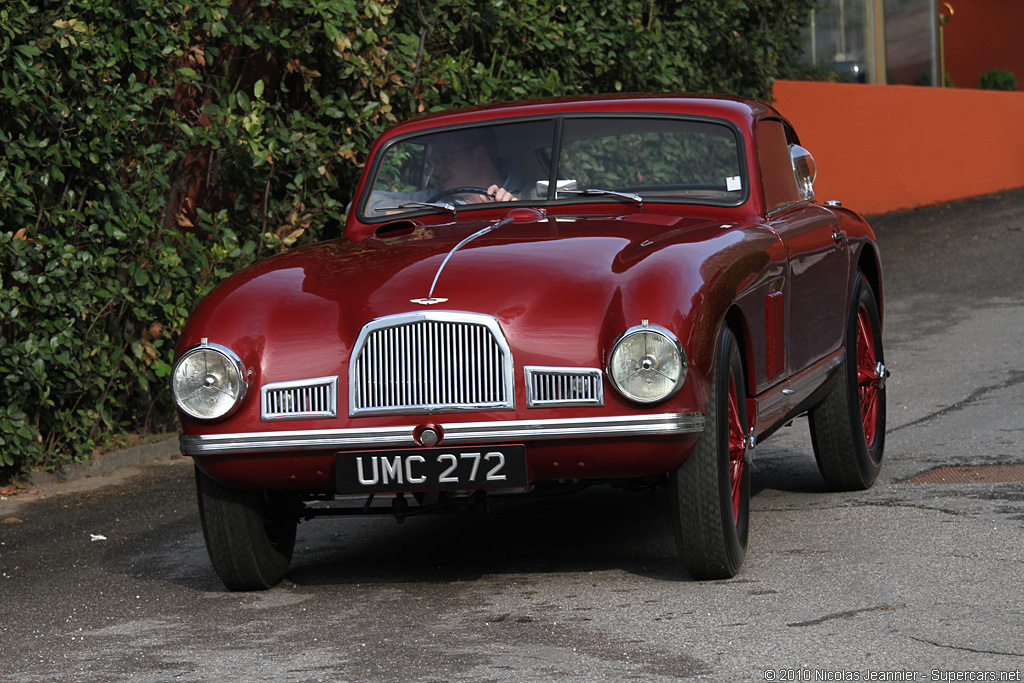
[350,312,514,416]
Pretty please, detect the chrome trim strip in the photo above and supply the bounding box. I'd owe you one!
[441,412,703,443]
[427,217,514,300]
[179,412,705,456]
[524,366,604,407]
[757,349,844,418]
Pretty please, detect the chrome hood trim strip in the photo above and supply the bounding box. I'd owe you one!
[426,216,514,301]
[179,412,705,456]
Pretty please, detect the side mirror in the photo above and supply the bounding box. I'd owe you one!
[789,144,816,201]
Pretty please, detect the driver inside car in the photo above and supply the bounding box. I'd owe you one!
[429,131,519,204]
[364,128,520,216]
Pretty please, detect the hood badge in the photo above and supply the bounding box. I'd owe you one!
[412,216,513,306]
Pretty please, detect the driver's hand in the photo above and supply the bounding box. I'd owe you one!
[486,185,517,202]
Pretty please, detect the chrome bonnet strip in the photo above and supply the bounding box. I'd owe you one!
[179,412,705,456]
[427,217,513,300]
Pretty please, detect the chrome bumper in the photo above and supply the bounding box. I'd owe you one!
[179,412,705,456]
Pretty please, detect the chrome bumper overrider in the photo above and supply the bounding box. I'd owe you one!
[179,412,705,456]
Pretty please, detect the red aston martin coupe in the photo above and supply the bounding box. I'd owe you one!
[173,95,886,590]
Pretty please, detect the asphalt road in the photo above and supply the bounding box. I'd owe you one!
[3,189,1024,682]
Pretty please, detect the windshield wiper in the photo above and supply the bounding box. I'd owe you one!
[377,201,458,216]
[558,188,644,207]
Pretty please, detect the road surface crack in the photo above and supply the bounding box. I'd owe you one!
[787,605,893,628]
[892,370,1024,433]
[910,636,1024,658]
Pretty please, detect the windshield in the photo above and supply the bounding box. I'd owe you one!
[359,116,744,220]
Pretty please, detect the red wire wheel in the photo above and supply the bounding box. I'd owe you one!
[810,271,886,490]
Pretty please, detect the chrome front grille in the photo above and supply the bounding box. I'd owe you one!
[525,366,604,407]
[349,312,514,416]
[261,376,338,421]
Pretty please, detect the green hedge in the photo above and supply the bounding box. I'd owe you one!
[0,0,814,475]
[978,68,1018,91]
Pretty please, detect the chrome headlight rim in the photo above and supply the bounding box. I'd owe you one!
[171,340,249,421]
[607,323,687,404]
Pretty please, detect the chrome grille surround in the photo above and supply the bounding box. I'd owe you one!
[349,311,514,416]
[261,376,338,421]
[525,366,604,407]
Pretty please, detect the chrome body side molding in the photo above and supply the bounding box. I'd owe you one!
[756,349,844,430]
[180,412,705,456]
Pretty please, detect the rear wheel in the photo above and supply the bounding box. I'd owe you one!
[670,325,749,579]
[195,466,298,591]
[809,271,886,490]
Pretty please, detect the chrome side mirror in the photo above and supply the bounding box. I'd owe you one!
[789,144,816,201]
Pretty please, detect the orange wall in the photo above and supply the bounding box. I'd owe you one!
[771,79,1024,215]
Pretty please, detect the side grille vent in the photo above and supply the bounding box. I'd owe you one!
[262,376,338,421]
[350,312,514,416]
[525,366,604,407]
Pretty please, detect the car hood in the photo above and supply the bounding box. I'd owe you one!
[182,210,731,378]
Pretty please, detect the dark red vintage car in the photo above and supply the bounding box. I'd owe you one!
[173,95,886,590]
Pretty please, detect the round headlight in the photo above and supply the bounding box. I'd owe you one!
[172,341,248,420]
[608,323,686,404]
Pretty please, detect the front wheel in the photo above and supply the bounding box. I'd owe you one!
[195,466,298,591]
[809,271,886,490]
[670,325,749,580]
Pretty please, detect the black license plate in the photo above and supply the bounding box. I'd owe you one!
[336,445,528,494]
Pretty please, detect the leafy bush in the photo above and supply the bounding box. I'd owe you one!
[978,68,1018,91]
[1,0,815,475]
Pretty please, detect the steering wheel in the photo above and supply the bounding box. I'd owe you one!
[428,186,491,203]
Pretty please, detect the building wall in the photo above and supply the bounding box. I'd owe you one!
[771,79,1024,215]
[943,0,1024,90]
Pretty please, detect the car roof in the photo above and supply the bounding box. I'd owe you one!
[383,93,778,138]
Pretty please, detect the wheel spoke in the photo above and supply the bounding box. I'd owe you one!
[727,374,744,525]
[856,304,879,448]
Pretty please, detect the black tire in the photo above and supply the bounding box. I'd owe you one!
[195,466,298,591]
[809,271,886,490]
[670,325,749,580]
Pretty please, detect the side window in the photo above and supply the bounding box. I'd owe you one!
[758,119,802,214]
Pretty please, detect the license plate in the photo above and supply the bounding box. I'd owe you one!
[336,445,528,494]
